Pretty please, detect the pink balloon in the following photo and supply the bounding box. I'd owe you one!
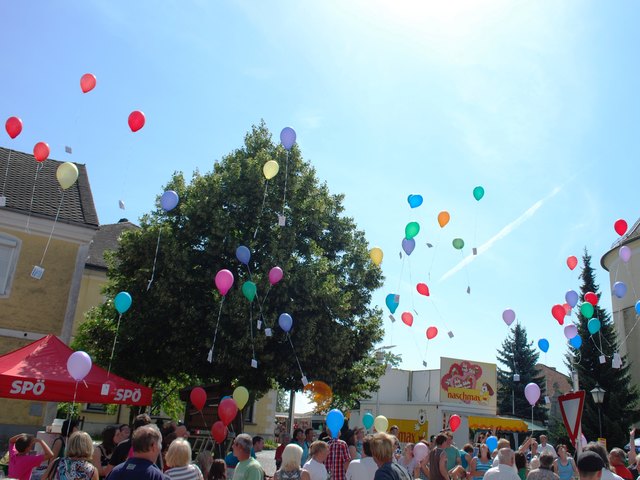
[269,266,284,285]
[619,246,632,263]
[67,351,92,382]
[413,443,428,461]
[563,324,578,339]
[502,309,516,326]
[215,269,234,296]
[524,382,540,406]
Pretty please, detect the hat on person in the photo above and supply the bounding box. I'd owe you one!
[577,451,605,472]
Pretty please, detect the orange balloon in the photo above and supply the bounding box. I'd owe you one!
[438,211,450,228]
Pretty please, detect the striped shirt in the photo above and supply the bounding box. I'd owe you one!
[166,464,204,480]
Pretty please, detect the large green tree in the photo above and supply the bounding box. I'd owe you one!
[497,323,547,422]
[565,250,638,447]
[75,122,385,410]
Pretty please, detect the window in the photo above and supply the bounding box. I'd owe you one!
[0,233,20,297]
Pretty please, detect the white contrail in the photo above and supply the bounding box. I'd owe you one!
[439,186,562,282]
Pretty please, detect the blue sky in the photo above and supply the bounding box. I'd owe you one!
[2,1,640,409]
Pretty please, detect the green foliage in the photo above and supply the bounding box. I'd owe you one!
[276,389,290,412]
[564,250,639,448]
[75,122,385,411]
[496,323,547,422]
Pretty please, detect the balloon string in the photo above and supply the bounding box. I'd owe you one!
[427,229,442,281]
[408,257,417,314]
[207,297,225,363]
[39,190,65,266]
[249,304,256,361]
[254,180,269,239]
[287,333,305,379]
[396,256,405,292]
[107,313,123,376]
[199,411,214,446]
[25,163,44,232]
[147,229,162,291]
[462,250,471,293]
[1,148,12,196]
[282,151,290,213]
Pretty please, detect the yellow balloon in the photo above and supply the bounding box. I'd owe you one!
[233,386,249,410]
[374,415,388,432]
[56,162,79,190]
[369,247,383,266]
[263,160,279,180]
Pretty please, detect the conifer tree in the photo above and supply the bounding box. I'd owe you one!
[497,323,547,422]
[565,250,638,447]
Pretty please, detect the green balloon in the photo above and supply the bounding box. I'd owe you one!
[242,281,257,302]
[473,186,485,201]
[580,302,594,319]
[405,222,420,240]
[452,238,465,250]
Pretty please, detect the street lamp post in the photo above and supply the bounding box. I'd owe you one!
[590,384,606,438]
[512,373,520,415]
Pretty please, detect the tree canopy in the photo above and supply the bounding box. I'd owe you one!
[75,122,385,409]
[565,250,638,447]
[496,323,547,422]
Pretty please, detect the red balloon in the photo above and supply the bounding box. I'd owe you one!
[211,420,228,443]
[190,387,207,411]
[584,291,598,306]
[5,116,23,139]
[426,326,438,340]
[80,73,97,93]
[449,414,461,432]
[614,219,628,236]
[401,312,413,327]
[416,283,430,296]
[566,256,578,271]
[128,110,146,132]
[33,142,50,162]
[551,304,565,325]
[218,398,238,426]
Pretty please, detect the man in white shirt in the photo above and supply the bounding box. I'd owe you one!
[538,436,557,458]
[346,435,379,480]
[484,448,520,480]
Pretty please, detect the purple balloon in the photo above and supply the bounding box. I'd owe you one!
[280,127,296,150]
[502,309,516,326]
[565,290,579,308]
[564,324,578,339]
[236,245,251,265]
[279,313,293,332]
[524,382,540,406]
[619,246,632,263]
[160,190,179,212]
[67,351,92,382]
[402,238,416,256]
[613,281,627,298]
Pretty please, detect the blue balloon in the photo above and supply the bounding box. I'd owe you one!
[636,300,640,316]
[236,245,251,265]
[613,281,627,299]
[486,436,498,452]
[565,290,579,308]
[408,194,423,209]
[362,412,374,429]
[114,291,132,314]
[279,313,293,332]
[160,190,179,212]
[569,335,582,349]
[385,294,399,314]
[538,338,549,353]
[326,409,344,438]
[588,318,601,335]
[280,127,296,150]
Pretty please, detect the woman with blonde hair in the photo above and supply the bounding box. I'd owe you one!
[275,444,304,480]
[44,431,98,480]
[302,441,329,480]
[165,438,204,480]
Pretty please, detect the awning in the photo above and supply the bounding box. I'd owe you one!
[468,415,529,432]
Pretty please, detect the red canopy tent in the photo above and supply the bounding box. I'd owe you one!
[0,335,152,405]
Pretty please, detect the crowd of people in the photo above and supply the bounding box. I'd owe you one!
[6,418,640,480]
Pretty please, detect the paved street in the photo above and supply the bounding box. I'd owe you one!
[256,449,277,476]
